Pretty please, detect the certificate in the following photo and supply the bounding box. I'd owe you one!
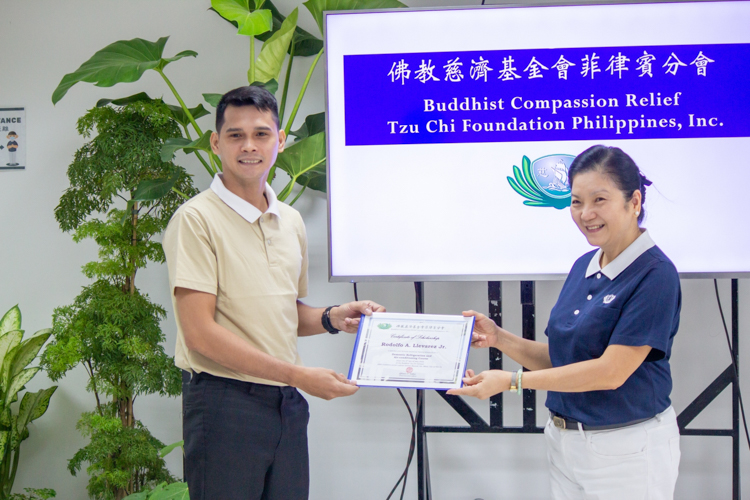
[348,312,475,390]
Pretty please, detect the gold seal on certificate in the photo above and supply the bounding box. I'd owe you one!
[348,312,475,390]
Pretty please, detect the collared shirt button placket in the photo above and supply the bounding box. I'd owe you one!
[257,218,272,263]
[262,217,279,267]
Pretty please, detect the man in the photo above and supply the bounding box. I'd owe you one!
[6,131,18,166]
[163,85,384,499]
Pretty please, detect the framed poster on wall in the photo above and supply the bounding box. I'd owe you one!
[0,108,25,170]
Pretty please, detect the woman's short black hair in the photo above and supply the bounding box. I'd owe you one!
[568,145,652,224]
[215,85,280,133]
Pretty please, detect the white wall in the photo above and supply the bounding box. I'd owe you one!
[1,1,748,499]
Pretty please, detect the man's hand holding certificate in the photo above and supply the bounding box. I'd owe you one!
[348,312,475,390]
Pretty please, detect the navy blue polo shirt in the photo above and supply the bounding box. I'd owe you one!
[545,231,681,426]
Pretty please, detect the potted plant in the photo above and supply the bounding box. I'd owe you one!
[42,100,197,500]
[0,305,57,500]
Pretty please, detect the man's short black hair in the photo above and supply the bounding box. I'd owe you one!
[215,85,280,133]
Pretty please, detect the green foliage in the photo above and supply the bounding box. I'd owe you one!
[0,311,21,338]
[43,281,181,399]
[123,481,188,500]
[157,441,183,459]
[44,100,193,499]
[95,94,211,139]
[69,413,176,499]
[52,0,408,204]
[212,0,323,56]
[289,111,325,141]
[274,131,326,201]
[302,0,407,38]
[160,132,212,164]
[255,8,298,83]
[263,1,322,56]
[55,100,194,233]
[211,0,273,36]
[9,488,56,500]
[202,93,222,108]
[51,37,197,105]
[123,442,187,500]
[0,306,57,500]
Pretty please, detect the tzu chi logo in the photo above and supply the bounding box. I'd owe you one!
[377,323,392,330]
[507,154,575,209]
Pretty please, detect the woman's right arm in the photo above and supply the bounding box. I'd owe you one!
[464,310,552,371]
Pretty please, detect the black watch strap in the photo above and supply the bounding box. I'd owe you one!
[322,305,340,334]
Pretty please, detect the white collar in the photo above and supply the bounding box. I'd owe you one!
[210,173,281,224]
[585,229,655,280]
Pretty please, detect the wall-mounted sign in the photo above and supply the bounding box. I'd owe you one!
[0,108,25,170]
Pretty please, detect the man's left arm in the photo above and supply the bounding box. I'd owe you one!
[297,300,386,336]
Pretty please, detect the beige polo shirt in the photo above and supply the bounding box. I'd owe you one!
[163,174,308,386]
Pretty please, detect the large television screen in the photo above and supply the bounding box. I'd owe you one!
[325,1,750,281]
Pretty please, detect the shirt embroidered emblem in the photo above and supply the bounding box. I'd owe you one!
[603,294,616,304]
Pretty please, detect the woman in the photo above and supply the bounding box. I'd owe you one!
[448,145,681,499]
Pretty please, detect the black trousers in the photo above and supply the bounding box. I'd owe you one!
[183,371,310,500]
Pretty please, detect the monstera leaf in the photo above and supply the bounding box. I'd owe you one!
[212,0,323,56]
[274,131,326,200]
[161,130,213,162]
[286,113,327,192]
[132,172,183,202]
[167,104,211,128]
[507,156,571,210]
[96,92,154,108]
[203,93,223,108]
[255,8,298,83]
[211,0,273,36]
[303,0,407,35]
[201,79,277,113]
[249,79,279,95]
[52,37,197,104]
[266,2,323,56]
[290,112,325,141]
[296,161,327,193]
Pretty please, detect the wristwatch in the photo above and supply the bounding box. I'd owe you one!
[321,305,340,334]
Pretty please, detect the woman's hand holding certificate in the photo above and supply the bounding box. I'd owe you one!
[446,368,513,400]
[347,312,475,390]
